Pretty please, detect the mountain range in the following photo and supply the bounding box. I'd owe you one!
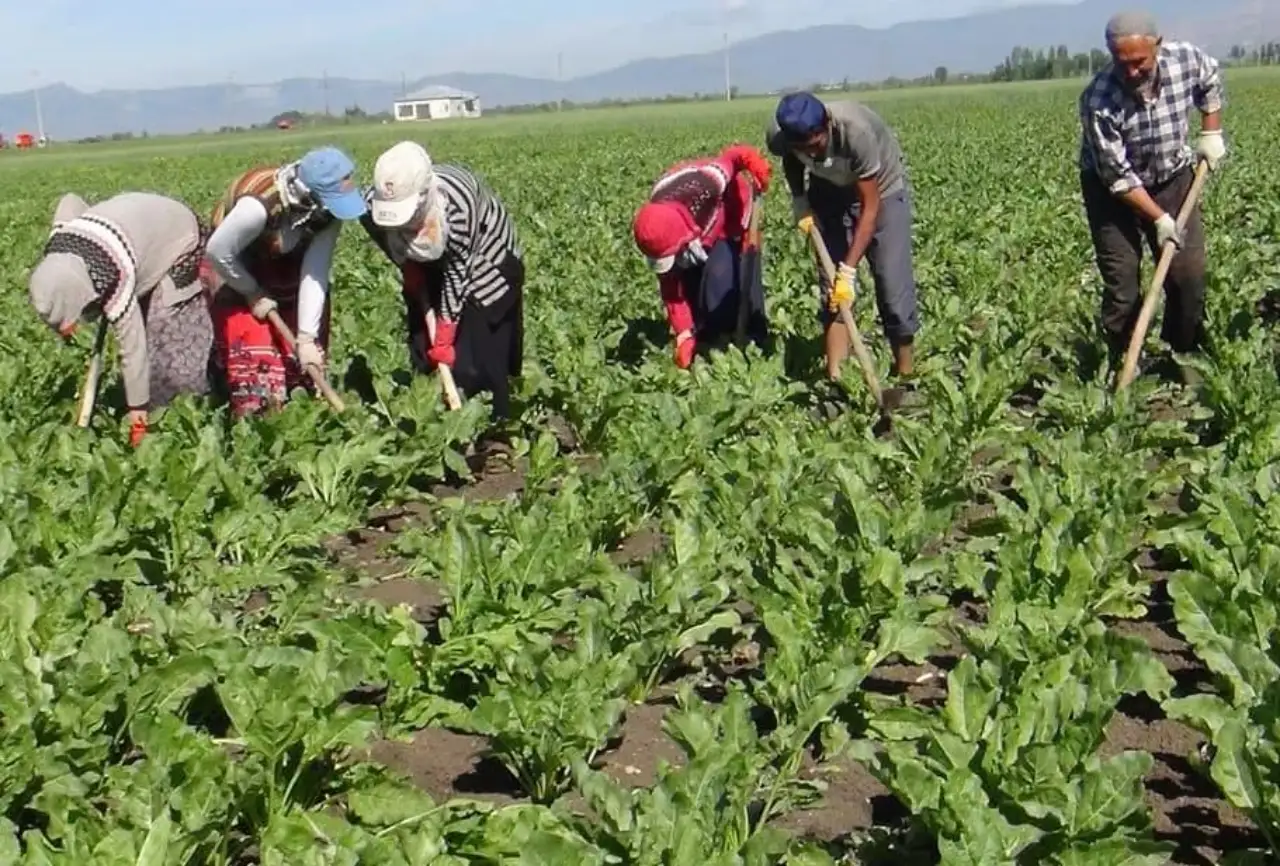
[1,0,1274,141]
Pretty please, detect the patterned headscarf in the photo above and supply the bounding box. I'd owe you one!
[29,254,97,333]
[33,204,140,327]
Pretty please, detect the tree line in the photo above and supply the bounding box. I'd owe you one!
[1225,43,1280,65]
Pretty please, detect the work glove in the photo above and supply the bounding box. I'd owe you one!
[1196,129,1226,171]
[828,263,856,312]
[248,294,277,320]
[664,297,695,339]
[676,239,708,270]
[674,330,696,369]
[296,333,325,369]
[792,197,814,235]
[126,409,148,448]
[722,143,772,193]
[428,318,458,368]
[1154,213,1183,249]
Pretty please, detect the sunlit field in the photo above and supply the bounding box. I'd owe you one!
[2,69,1279,863]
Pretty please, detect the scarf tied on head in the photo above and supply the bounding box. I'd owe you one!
[275,162,325,229]
[386,180,449,264]
[30,195,139,332]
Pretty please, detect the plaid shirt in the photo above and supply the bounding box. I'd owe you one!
[1078,41,1225,195]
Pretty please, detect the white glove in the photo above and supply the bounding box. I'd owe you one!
[676,238,708,269]
[1154,213,1183,249]
[248,294,277,320]
[1196,129,1226,171]
[296,334,325,369]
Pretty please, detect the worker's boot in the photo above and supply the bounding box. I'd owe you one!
[884,339,925,412]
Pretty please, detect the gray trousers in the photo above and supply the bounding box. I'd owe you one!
[808,176,921,343]
[1080,165,1207,355]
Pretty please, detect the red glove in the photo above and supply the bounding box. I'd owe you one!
[428,318,457,368]
[674,334,696,369]
[659,276,695,336]
[129,420,147,448]
[722,144,771,193]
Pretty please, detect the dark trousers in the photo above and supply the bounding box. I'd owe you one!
[404,253,525,421]
[808,177,920,343]
[1080,166,1207,356]
[676,238,768,347]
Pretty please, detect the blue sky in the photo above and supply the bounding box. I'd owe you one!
[0,0,1073,94]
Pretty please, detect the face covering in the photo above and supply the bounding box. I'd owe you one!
[397,184,449,262]
[275,163,322,228]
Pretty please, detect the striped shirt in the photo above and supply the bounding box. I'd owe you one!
[1079,41,1225,195]
[361,163,521,322]
[435,164,521,320]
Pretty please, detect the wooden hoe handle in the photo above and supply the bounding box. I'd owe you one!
[74,318,109,428]
[808,226,886,410]
[265,310,346,412]
[1115,159,1212,392]
[424,310,463,410]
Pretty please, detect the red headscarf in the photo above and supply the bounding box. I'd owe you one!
[632,200,699,267]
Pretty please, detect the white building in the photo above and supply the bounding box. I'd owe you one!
[392,85,481,122]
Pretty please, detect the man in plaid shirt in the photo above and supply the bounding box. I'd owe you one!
[1078,11,1226,381]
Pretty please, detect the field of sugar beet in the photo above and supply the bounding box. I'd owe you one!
[3,71,1280,864]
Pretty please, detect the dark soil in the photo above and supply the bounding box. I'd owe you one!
[326,411,1261,865]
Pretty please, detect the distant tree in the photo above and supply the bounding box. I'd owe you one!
[933,66,948,84]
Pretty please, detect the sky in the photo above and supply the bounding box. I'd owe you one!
[0,0,1077,94]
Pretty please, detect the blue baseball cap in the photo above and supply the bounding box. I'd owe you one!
[775,92,827,139]
[297,146,367,220]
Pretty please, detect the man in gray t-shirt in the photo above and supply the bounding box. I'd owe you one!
[766,92,920,388]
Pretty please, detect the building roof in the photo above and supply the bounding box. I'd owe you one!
[396,85,477,102]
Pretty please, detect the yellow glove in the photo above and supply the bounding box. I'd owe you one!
[791,196,814,235]
[828,263,856,312]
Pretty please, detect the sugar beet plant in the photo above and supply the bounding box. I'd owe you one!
[2,72,1280,862]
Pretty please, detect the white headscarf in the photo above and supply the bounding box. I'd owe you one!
[396,180,449,263]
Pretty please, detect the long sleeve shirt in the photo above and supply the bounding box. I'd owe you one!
[204,196,340,339]
[433,164,522,322]
[1078,41,1225,195]
[648,151,754,326]
[765,100,907,199]
[44,192,205,410]
[360,164,522,324]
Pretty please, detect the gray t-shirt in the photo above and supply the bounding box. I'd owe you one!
[766,99,906,198]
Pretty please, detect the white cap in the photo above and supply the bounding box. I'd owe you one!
[371,141,433,227]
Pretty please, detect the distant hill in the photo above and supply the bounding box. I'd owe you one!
[0,0,1271,140]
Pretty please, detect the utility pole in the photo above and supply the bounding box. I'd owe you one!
[322,69,330,116]
[723,31,732,101]
[31,70,45,141]
[557,52,564,111]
